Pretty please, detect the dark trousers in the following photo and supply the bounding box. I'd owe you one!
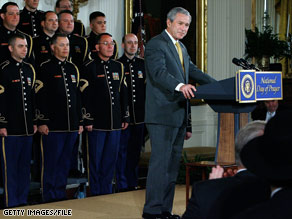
[116,123,144,189]
[69,134,82,174]
[41,132,78,202]
[143,124,186,214]
[0,136,32,207]
[88,130,121,195]
[31,132,41,182]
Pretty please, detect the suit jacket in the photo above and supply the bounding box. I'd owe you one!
[145,30,215,128]
[182,170,270,219]
[206,172,271,219]
[232,188,292,219]
[251,103,289,121]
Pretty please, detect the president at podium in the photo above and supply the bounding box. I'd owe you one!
[142,7,216,219]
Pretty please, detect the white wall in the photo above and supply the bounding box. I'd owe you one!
[10,0,124,54]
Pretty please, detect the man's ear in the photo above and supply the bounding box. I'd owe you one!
[0,13,5,21]
[121,42,125,50]
[8,45,13,53]
[95,43,99,52]
[50,44,54,53]
[166,19,171,27]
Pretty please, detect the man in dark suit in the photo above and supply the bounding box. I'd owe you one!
[142,7,216,219]
[233,110,292,219]
[251,100,288,121]
[182,121,270,219]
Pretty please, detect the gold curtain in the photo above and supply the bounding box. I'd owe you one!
[275,0,292,77]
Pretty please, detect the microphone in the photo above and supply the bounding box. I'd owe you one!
[239,58,260,71]
[232,58,250,69]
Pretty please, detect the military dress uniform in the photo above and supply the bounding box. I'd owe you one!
[80,56,129,195]
[86,31,118,60]
[0,57,36,207]
[66,33,88,174]
[35,56,82,202]
[18,7,44,37]
[67,33,89,71]
[116,54,146,190]
[31,31,54,182]
[73,20,85,37]
[0,26,34,65]
[32,31,53,69]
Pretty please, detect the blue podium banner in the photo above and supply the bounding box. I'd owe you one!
[236,70,282,103]
[255,72,282,100]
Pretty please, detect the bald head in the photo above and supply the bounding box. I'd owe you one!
[122,33,138,59]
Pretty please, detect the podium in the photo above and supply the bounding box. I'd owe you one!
[193,77,256,163]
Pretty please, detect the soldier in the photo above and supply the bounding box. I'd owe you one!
[87,11,118,60]
[58,10,88,72]
[35,33,83,202]
[30,11,58,183]
[0,2,34,64]
[17,0,44,37]
[55,0,85,36]
[58,10,88,177]
[116,33,146,191]
[0,33,37,208]
[33,11,58,68]
[80,33,129,195]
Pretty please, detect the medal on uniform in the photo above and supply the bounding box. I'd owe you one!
[27,77,31,86]
[71,75,76,83]
[138,71,143,78]
[41,46,48,53]
[112,72,119,80]
[75,46,81,53]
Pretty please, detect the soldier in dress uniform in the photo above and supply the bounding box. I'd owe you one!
[58,10,88,72]
[30,11,58,183]
[55,0,85,37]
[0,33,37,208]
[17,0,44,37]
[35,33,83,202]
[86,11,118,60]
[80,33,129,195]
[58,10,88,177]
[33,11,58,68]
[116,33,146,191]
[0,2,34,65]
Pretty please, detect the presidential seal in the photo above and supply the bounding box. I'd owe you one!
[241,74,254,99]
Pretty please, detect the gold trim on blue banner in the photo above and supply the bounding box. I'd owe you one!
[236,70,282,103]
